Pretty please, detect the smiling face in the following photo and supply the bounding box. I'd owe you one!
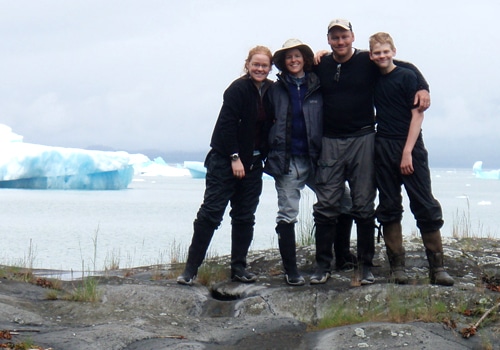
[284,48,305,77]
[369,42,396,74]
[246,53,271,85]
[327,27,355,62]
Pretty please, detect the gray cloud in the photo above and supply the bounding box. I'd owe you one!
[1,0,499,167]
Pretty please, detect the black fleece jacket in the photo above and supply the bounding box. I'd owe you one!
[209,75,272,170]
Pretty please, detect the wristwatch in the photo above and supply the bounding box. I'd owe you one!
[230,153,239,161]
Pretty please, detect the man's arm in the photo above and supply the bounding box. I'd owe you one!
[400,109,424,175]
[394,60,430,112]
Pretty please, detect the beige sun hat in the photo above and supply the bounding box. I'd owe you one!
[327,18,352,32]
[272,38,314,72]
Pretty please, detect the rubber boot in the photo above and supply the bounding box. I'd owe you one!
[276,222,305,286]
[333,213,357,271]
[422,230,454,286]
[230,223,257,283]
[177,219,217,285]
[382,222,408,284]
[357,219,375,285]
[310,223,336,284]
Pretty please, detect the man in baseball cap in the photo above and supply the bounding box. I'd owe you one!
[327,18,352,32]
[310,17,431,287]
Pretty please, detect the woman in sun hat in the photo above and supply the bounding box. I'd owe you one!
[265,39,356,286]
[264,39,321,286]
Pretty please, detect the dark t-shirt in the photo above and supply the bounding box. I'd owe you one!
[314,49,429,138]
[374,66,418,139]
[315,49,378,137]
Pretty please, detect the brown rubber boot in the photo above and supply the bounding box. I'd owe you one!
[421,230,454,286]
[382,222,408,284]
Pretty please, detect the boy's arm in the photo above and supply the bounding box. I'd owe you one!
[401,109,424,175]
[314,49,329,65]
[394,60,430,112]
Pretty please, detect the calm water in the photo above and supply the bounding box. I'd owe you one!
[1,168,499,271]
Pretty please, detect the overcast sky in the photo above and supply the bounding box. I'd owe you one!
[1,0,498,167]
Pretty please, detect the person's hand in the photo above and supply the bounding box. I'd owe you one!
[231,159,245,179]
[314,50,329,65]
[400,152,414,175]
[415,90,430,112]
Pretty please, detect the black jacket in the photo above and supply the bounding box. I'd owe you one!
[209,75,272,170]
[264,72,323,177]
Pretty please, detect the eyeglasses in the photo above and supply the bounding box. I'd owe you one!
[334,63,341,82]
[250,62,270,70]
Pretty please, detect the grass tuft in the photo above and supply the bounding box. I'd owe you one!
[65,277,101,302]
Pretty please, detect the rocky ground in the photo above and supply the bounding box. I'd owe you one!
[0,236,499,350]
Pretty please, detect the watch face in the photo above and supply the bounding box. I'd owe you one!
[231,154,239,161]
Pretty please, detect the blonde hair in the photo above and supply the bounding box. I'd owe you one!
[243,45,272,74]
[369,32,396,51]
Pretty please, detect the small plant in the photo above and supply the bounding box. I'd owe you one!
[452,198,472,239]
[315,303,369,328]
[296,190,316,246]
[450,196,492,239]
[194,249,227,286]
[196,261,227,286]
[313,286,468,330]
[24,239,37,271]
[169,239,185,264]
[66,277,101,302]
[150,250,169,281]
[297,223,315,247]
[92,226,99,272]
[167,246,227,285]
[11,336,37,350]
[0,266,34,283]
[45,289,60,300]
[165,239,191,280]
[104,248,121,271]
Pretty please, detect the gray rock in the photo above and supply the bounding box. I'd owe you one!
[0,237,499,349]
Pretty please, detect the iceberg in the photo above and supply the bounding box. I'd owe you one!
[184,161,206,178]
[0,124,134,190]
[472,161,500,180]
[0,124,273,188]
[132,156,190,177]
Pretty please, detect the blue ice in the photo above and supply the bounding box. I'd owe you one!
[473,161,500,180]
[0,124,134,190]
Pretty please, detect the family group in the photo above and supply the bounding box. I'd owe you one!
[176,18,454,288]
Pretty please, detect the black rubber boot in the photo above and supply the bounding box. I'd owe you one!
[310,223,336,284]
[230,224,257,283]
[382,222,408,284]
[177,219,217,285]
[276,222,305,286]
[333,213,357,271]
[356,219,376,285]
[422,230,454,286]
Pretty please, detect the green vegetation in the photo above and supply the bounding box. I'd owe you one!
[168,238,186,264]
[65,276,101,302]
[313,285,499,332]
[104,248,121,271]
[196,261,227,286]
[451,197,495,239]
[296,190,316,246]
